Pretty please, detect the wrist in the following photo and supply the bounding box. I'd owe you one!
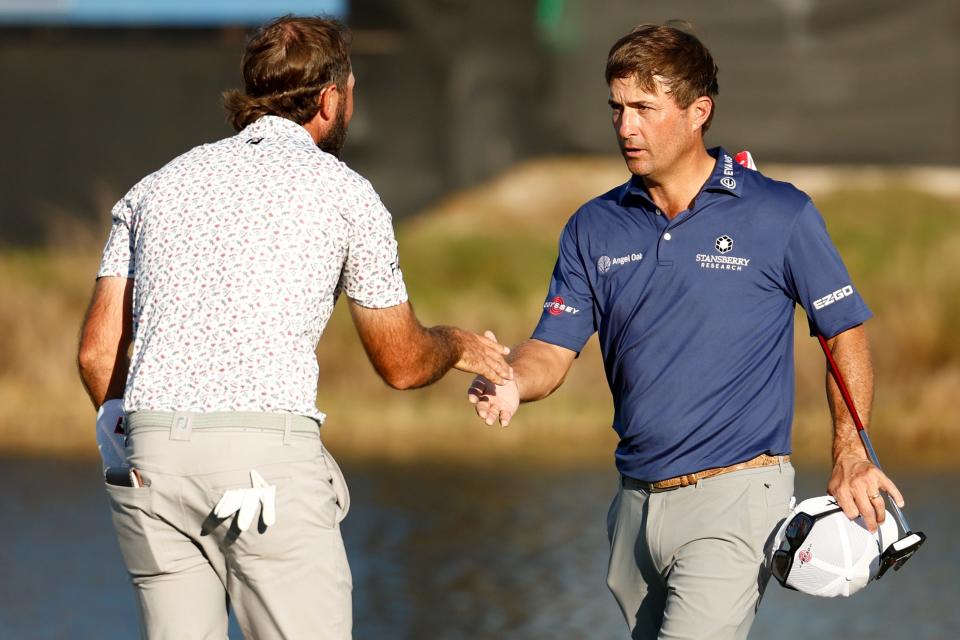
[833,449,868,465]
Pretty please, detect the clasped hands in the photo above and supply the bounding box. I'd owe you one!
[455,329,519,427]
[467,374,520,427]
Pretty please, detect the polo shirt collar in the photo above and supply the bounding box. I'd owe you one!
[701,147,744,198]
[241,115,316,146]
[618,146,745,207]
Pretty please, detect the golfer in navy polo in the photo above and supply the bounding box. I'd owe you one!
[468,24,905,639]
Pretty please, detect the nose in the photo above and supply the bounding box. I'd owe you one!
[617,108,640,140]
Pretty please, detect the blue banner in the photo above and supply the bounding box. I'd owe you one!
[0,0,346,25]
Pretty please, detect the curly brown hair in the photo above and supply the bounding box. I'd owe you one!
[606,24,719,132]
[223,15,352,131]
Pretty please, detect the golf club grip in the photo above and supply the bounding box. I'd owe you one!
[816,333,866,433]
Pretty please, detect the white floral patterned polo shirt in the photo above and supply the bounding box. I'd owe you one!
[97,115,408,421]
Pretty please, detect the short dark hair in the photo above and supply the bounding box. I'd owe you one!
[605,24,719,132]
[223,15,352,131]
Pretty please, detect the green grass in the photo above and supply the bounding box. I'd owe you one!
[1,160,958,469]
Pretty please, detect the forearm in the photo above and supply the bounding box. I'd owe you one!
[350,300,512,389]
[509,339,571,402]
[825,326,874,463]
[399,324,464,389]
[79,352,129,409]
[77,277,133,409]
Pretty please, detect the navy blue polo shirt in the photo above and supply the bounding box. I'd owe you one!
[532,147,871,482]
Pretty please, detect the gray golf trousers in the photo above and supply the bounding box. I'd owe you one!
[104,411,352,639]
[606,462,794,640]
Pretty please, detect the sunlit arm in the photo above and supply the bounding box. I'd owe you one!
[77,277,133,409]
[510,339,577,403]
[348,300,512,390]
[823,323,904,532]
[467,339,576,427]
[825,324,874,464]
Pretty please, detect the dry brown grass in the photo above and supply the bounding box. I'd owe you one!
[2,157,958,470]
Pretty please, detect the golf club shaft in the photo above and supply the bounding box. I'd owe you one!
[816,334,912,532]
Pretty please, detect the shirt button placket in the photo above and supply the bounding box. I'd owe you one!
[658,228,675,266]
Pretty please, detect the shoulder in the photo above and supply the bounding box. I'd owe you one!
[739,169,815,232]
[321,160,388,221]
[563,180,630,239]
[292,156,393,230]
[322,157,381,200]
[741,169,811,213]
[137,137,233,192]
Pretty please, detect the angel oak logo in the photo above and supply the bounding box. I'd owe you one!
[597,252,643,274]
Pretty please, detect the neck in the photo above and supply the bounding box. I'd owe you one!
[302,119,322,145]
[643,145,716,219]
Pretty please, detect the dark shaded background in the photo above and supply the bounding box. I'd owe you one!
[2,0,957,244]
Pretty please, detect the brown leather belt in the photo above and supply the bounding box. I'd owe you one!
[624,453,789,493]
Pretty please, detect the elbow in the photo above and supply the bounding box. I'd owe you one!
[76,342,97,377]
[381,369,421,391]
[377,356,436,390]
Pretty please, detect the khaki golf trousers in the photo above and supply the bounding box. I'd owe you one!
[606,462,794,640]
[105,412,352,640]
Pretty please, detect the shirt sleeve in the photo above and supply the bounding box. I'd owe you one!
[531,223,597,353]
[337,181,408,308]
[97,193,136,279]
[783,199,872,338]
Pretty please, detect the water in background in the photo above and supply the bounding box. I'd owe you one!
[0,457,956,639]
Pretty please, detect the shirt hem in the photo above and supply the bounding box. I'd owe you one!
[809,307,872,339]
[530,329,589,354]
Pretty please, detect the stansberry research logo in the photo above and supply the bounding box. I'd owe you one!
[696,235,749,272]
[715,235,733,254]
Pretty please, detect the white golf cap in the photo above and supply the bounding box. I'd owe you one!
[771,495,899,597]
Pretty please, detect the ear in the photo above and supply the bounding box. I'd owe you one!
[317,84,341,122]
[689,96,713,132]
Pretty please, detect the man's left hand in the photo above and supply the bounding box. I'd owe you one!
[828,453,905,533]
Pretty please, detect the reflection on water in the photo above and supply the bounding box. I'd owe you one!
[0,457,957,639]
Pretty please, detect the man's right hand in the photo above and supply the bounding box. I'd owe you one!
[467,375,520,427]
[454,330,514,385]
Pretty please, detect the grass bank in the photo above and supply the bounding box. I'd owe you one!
[1,157,958,470]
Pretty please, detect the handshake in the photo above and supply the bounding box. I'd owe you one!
[457,331,570,430]
[455,329,572,429]
[449,328,521,429]
[466,371,520,428]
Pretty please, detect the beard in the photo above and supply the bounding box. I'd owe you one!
[317,100,348,158]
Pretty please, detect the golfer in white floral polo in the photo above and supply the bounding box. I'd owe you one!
[77,16,512,640]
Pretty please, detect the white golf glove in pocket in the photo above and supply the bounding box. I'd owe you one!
[213,469,277,532]
[96,399,127,472]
